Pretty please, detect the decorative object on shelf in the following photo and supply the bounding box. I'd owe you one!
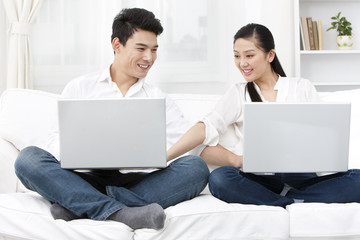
[327,12,353,50]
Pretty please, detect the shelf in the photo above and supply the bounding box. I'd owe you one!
[295,0,360,90]
[313,82,360,86]
[300,0,360,2]
[300,50,360,55]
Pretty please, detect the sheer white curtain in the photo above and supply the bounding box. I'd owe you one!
[31,0,123,93]
[0,2,6,94]
[2,0,43,89]
[30,0,294,94]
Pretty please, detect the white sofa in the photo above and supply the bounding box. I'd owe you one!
[1,87,360,240]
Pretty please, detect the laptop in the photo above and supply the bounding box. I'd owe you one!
[242,102,351,173]
[57,98,167,169]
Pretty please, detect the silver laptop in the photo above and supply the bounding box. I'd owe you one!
[242,102,351,173]
[58,98,167,169]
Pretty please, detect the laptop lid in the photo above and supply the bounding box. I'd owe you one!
[58,98,167,169]
[242,102,351,173]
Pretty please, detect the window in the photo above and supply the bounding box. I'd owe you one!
[31,0,227,93]
[30,0,294,94]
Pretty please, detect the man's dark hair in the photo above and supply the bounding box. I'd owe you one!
[111,8,163,46]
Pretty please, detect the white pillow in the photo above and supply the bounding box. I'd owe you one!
[0,89,60,151]
[320,88,360,169]
[169,93,221,124]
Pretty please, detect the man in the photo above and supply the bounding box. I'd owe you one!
[14,8,209,230]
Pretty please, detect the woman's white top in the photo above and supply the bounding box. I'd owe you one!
[201,77,320,155]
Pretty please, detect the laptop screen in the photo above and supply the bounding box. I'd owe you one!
[58,98,167,169]
[242,102,350,173]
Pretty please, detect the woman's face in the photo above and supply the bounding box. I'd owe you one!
[233,38,274,83]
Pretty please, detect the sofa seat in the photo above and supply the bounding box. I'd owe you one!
[0,192,290,240]
[3,193,360,240]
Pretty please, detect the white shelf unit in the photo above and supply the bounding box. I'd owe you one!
[294,0,360,91]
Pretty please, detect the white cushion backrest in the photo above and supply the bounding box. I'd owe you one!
[169,93,221,124]
[320,89,360,169]
[0,89,60,151]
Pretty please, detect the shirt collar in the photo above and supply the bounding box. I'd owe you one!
[274,75,283,91]
[126,78,145,97]
[98,67,111,83]
[251,82,266,102]
[97,66,146,97]
[274,76,291,102]
[251,75,282,102]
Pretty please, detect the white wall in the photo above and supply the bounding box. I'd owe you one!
[0,2,7,94]
[2,0,295,95]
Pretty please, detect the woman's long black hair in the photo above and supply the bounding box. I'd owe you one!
[234,23,286,102]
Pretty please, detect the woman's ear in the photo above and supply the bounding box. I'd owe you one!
[268,49,276,63]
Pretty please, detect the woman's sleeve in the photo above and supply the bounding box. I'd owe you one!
[303,78,320,102]
[202,85,243,146]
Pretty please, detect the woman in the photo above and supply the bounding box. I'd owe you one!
[167,23,360,207]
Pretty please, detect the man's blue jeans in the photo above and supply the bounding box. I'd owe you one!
[15,146,209,220]
[209,166,360,207]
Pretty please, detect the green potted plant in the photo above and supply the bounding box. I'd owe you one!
[326,11,353,50]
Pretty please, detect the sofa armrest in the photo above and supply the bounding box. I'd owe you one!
[0,138,19,193]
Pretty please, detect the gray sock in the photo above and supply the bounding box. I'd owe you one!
[50,203,81,221]
[108,203,166,230]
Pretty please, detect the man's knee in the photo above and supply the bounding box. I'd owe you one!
[176,155,210,178]
[169,155,210,194]
[15,146,49,175]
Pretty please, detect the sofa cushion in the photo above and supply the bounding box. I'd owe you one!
[0,138,19,193]
[320,88,360,169]
[0,192,289,240]
[169,93,221,124]
[136,194,289,240]
[0,88,60,151]
[0,192,134,240]
[287,202,360,238]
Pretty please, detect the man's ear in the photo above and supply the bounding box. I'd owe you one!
[112,38,121,53]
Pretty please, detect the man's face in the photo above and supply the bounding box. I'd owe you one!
[114,29,158,80]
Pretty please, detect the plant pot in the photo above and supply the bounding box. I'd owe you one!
[336,35,353,50]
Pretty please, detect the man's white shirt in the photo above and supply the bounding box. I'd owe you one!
[46,67,193,165]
